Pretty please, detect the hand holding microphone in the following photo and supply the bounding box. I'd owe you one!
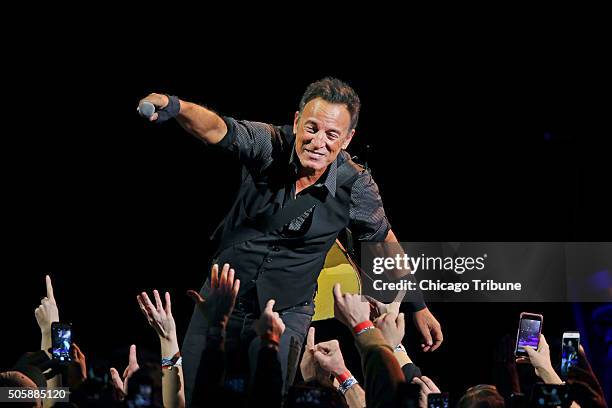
[137,93,180,123]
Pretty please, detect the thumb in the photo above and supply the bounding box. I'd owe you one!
[397,312,406,333]
[538,334,548,351]
[264,299,275,313]
[186,290,205,304]
[333,283,342,301]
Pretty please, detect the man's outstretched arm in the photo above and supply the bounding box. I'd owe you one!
[139,93,227,144]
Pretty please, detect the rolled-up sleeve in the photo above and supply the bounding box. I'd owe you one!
[349,171,392,242]
[216,116,279,172]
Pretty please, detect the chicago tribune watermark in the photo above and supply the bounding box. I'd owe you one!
[360,242,612,303]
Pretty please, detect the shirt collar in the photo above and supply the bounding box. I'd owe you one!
[289,143,338,197]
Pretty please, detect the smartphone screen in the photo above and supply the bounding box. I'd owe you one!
[515,313,543,356]
[427,393,449,408]
[530,383,570,407]
[560,331,580,378]
[51,322,72,363]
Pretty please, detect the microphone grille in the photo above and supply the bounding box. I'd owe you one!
[138,101,156,118]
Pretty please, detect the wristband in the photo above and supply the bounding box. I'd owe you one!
[161,356,182,370]
[352,321,374,335]
[261,332,280,347]
[161,352,181,369]
[394,343,406,353]
[337,376,358,395]
[335,370,351,384]
[154,95,181,123]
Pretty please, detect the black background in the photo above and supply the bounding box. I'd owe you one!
[2,28,610,401]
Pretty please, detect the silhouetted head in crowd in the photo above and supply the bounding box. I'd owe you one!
[457,384,505,408]
[125,363,163,408]
[69,377,120,407]
[0,368,44,408]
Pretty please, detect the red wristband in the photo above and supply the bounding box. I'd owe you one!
[261,332,280,346]
[336,370,352,383]
[352,320,374,335]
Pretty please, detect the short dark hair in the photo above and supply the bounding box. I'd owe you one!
[458,384,505,408]
[299,77,361,130]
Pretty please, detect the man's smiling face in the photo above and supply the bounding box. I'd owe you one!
[293,97,355,174]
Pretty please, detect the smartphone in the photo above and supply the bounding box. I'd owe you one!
[530,383,570,407]
[51,322,72,364]
[427,392,449,408]
[560,331,580,378]
[515,312,543,357]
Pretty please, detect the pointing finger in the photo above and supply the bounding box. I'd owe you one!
[128,344,138,366]
[46,275,55,300]
[306,327,315,350]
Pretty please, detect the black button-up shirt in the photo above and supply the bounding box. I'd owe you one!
[209,117,392,310]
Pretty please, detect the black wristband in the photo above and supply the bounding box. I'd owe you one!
[155,94,181,123]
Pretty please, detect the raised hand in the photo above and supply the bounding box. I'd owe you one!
[110,344,140,401]
[365,295,400,321]
[137,290,179,357]
[187,263,240,329]
[300,327,318,382]
[137,290,176,340]
[313,339,348,378]
[332,283,371,330]
[412,376,441,408]
[34,275,59,335]
[254,299,286,346]
[521,334,562,384]
[68,343,87,388]
[374,312,405,348]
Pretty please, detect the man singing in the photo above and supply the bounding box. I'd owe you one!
[139,77,443,404]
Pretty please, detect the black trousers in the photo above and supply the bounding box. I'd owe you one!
[181,284,315,406]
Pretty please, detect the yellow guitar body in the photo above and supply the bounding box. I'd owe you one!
[313,240,362,321]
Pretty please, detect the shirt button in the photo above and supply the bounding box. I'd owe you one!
[272,246,280,252]
[265,257,272,263]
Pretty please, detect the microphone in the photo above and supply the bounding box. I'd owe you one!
[137,101,156,119]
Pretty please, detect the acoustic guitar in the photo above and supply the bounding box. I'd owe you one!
[313,239,362,321]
